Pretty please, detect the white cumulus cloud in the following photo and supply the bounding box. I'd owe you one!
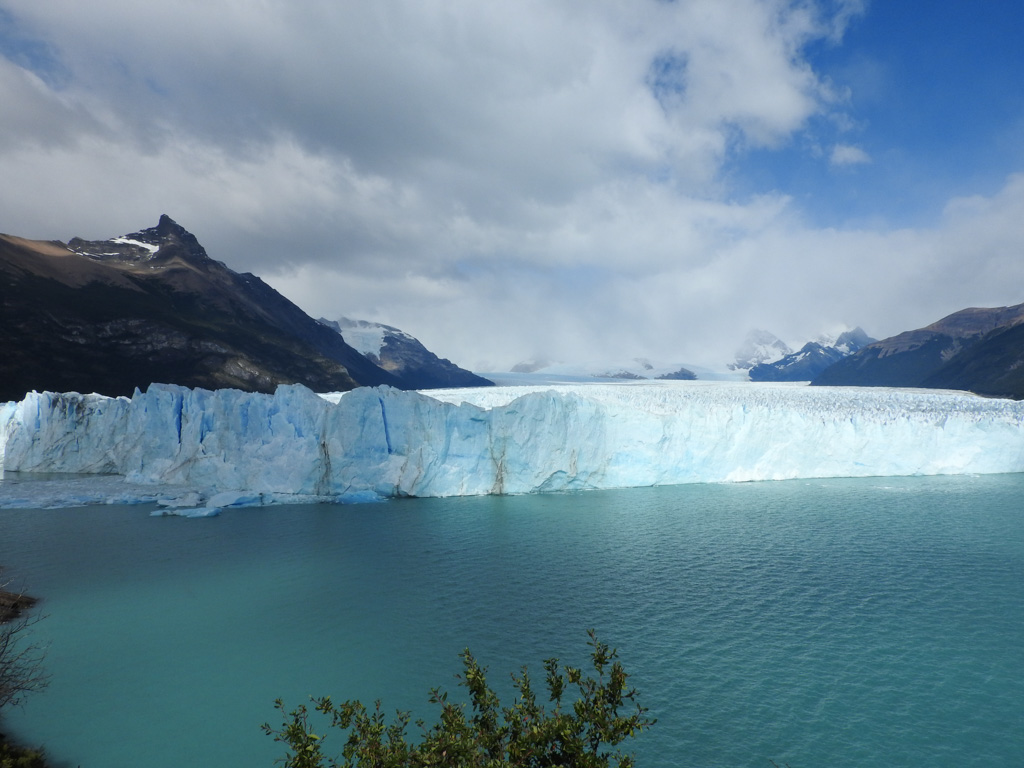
[830,143,872,166]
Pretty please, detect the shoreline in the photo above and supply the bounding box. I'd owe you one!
[0,589,37,624]
[1,588,48,766]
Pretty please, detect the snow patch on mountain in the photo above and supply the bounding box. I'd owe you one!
[110,237,160,254]
[333,322,385,358]
[321,317,414,360]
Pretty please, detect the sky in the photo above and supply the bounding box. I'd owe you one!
[2,0,1024,371]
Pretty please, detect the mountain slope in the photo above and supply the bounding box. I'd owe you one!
[320,317,493,389]
[813,304,1024,398]
[0,215,402,400]
[920,322,1024,398]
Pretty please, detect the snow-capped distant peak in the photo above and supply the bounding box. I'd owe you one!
[748,327,876,382]
[730,330,793,371]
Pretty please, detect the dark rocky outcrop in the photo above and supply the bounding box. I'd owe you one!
[655,367,697,381]
[0,589,38,624]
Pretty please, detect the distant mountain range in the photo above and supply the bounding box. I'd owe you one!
[812,304,1024,399]
[750,328,875,382]
[0,215,489,401]
[6,213,1021,402]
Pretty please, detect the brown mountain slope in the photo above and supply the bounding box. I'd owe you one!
[0,216,401,400]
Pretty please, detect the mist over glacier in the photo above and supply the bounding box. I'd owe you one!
[4,381,1024,512]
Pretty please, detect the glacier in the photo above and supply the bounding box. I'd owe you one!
[3,381,1024,510]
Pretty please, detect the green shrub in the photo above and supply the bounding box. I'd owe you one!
[263,630,655,767]
[0,737,49,768]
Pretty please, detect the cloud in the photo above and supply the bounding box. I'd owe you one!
[0,1,844,183]
[0,56,99,150]
[3,1,1024,371]
[0,2,847,234]
[830,142,872,166]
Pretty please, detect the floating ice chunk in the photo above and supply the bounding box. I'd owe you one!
[151,506,221,518]
[207,491,263,508]
[157,492,205,508]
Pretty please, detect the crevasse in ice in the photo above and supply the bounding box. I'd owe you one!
[3,381,1024,505]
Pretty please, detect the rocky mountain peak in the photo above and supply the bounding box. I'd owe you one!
[125,214,212,264]
[834,326,873,353]
[67,215,213,267]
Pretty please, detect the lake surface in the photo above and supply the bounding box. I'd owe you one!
[2,474,1023,767]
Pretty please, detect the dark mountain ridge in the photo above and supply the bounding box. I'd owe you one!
[0,216,417,400]
[813,304,1024,399]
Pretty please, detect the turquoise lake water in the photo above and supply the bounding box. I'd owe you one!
[2,474,1023,767]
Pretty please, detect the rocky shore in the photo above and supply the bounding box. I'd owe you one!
[0,590,37,624]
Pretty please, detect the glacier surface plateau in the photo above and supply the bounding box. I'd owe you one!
[3,381,1024,510]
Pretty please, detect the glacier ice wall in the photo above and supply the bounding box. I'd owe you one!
[3,381,1024,502]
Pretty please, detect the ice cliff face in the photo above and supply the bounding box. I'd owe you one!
[4,382,1024,506]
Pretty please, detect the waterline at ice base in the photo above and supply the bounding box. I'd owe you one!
[3,381,1024,514]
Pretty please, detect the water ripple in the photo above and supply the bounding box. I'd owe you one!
[1,474,1022,767]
